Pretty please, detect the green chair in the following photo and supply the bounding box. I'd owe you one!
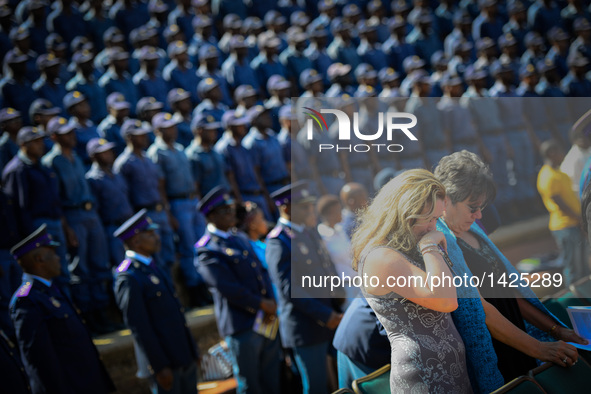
[490,375,546,394]
[530,359,591,394]
[542,288,590,329]
[351,364,390,394]
[570,275,591,302]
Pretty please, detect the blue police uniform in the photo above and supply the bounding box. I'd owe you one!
[277,127,316,190]
[11,275,115,394]
[41,145,111,313]
[383,37,416,75]
[0,78,38,125]
[185,140,231,197]
[0,132,19,172]
[9,224,115,394]
[113,146,176,272]
[250,54,288,95]
[47,4,89,44]
[98,70,140,112]
[196,188,280,394]
[332,297,390,390]
[405,95,450,168]
[327,38,362,72]
[110,0,150,40]
[167,6,195,42]
[297,126,345,196]
[83,7,115,51]
[97,115,126,156]
[266,210,344,394]
[32,77,68,116]
[133,71,170,109]
[195,64,233,107]
[0,190,21,335]
[488,82,537,203]
[561,72,591,97]
[163,62,200,105]
[66,73,108,124]
[528,0,562,36]
[0,327,31,393]
[114,243,198,394]
[437,96,480,154]
[2,150,69,287]
[112,213,191,380]
[147,134,206,286]
[242,126,290,195]
[462,87,512,206]
[192,98,229,137]
[86,157,134,269]
[221,55,261,92]
[279,47,313,90]
[214,131,271,218]
[70,119,101,168]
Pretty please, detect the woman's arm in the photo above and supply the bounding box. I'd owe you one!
[363,231,458,312]
[482,297,579,367]
[516,298,588,344]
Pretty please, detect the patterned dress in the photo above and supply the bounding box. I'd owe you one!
[359,246,473,394]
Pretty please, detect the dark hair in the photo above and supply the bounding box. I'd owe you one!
[236,202,262,231]
[434,150,496,206]
[316,194,341,219]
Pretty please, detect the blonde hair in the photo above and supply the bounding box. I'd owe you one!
[351,169,446,271]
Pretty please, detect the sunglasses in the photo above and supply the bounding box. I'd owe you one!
[466,202,486,214]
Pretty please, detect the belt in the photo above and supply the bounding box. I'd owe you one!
[136,203,164,212]
[63,201,93,211]
[168,192,196,201]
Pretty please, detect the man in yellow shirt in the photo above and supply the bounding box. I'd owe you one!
[537,140,590,285]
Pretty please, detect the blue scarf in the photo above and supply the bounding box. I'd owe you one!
[437,219,563,393]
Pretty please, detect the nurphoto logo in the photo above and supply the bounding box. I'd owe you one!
[303,107,419,153]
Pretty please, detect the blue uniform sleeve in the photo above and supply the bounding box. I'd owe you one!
[265,237,333,324]
[114,273,171,374]
[197,249,262,312]
[3,165,34,233]
[12,298,69,393]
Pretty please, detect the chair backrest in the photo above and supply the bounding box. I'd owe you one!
[490,375,546,394]
[352,364,390,394]
[570,275,591,302]
[332,388,355,394]
[530,359,591,394]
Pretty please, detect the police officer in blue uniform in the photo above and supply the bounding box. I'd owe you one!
[0,324,31,393]
[2,127,71,291]
[265,181,344,394]
[10,224,115,394]
[332,297,390,390]
[113,119,176,276]
[113,209,198,394]
[147,112,208,306]
[195,187,280,394]
[85,138,134,268]
[42,116,113,333]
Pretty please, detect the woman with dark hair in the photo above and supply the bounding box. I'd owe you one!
[434,150,586,386]
[236,202,269,265]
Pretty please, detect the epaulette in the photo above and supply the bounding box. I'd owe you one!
[196,234,211,248]
[15,281,32,298]
[116,259,132,273]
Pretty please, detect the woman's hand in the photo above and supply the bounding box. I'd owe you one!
[418,230,447,252]
[535,340,579,367]
[554,326,589,345]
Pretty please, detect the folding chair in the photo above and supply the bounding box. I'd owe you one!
[351,364,390,394]
[529,358,591,394]
[490,375,546,394]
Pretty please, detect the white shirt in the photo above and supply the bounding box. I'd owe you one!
[561,145,591,195]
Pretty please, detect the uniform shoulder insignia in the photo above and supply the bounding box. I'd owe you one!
[196,234,211,248]
[116,259,132,273]
[15,281,32,298]
[267,226,282,239]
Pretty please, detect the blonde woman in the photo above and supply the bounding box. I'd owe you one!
[351,169,472,394]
